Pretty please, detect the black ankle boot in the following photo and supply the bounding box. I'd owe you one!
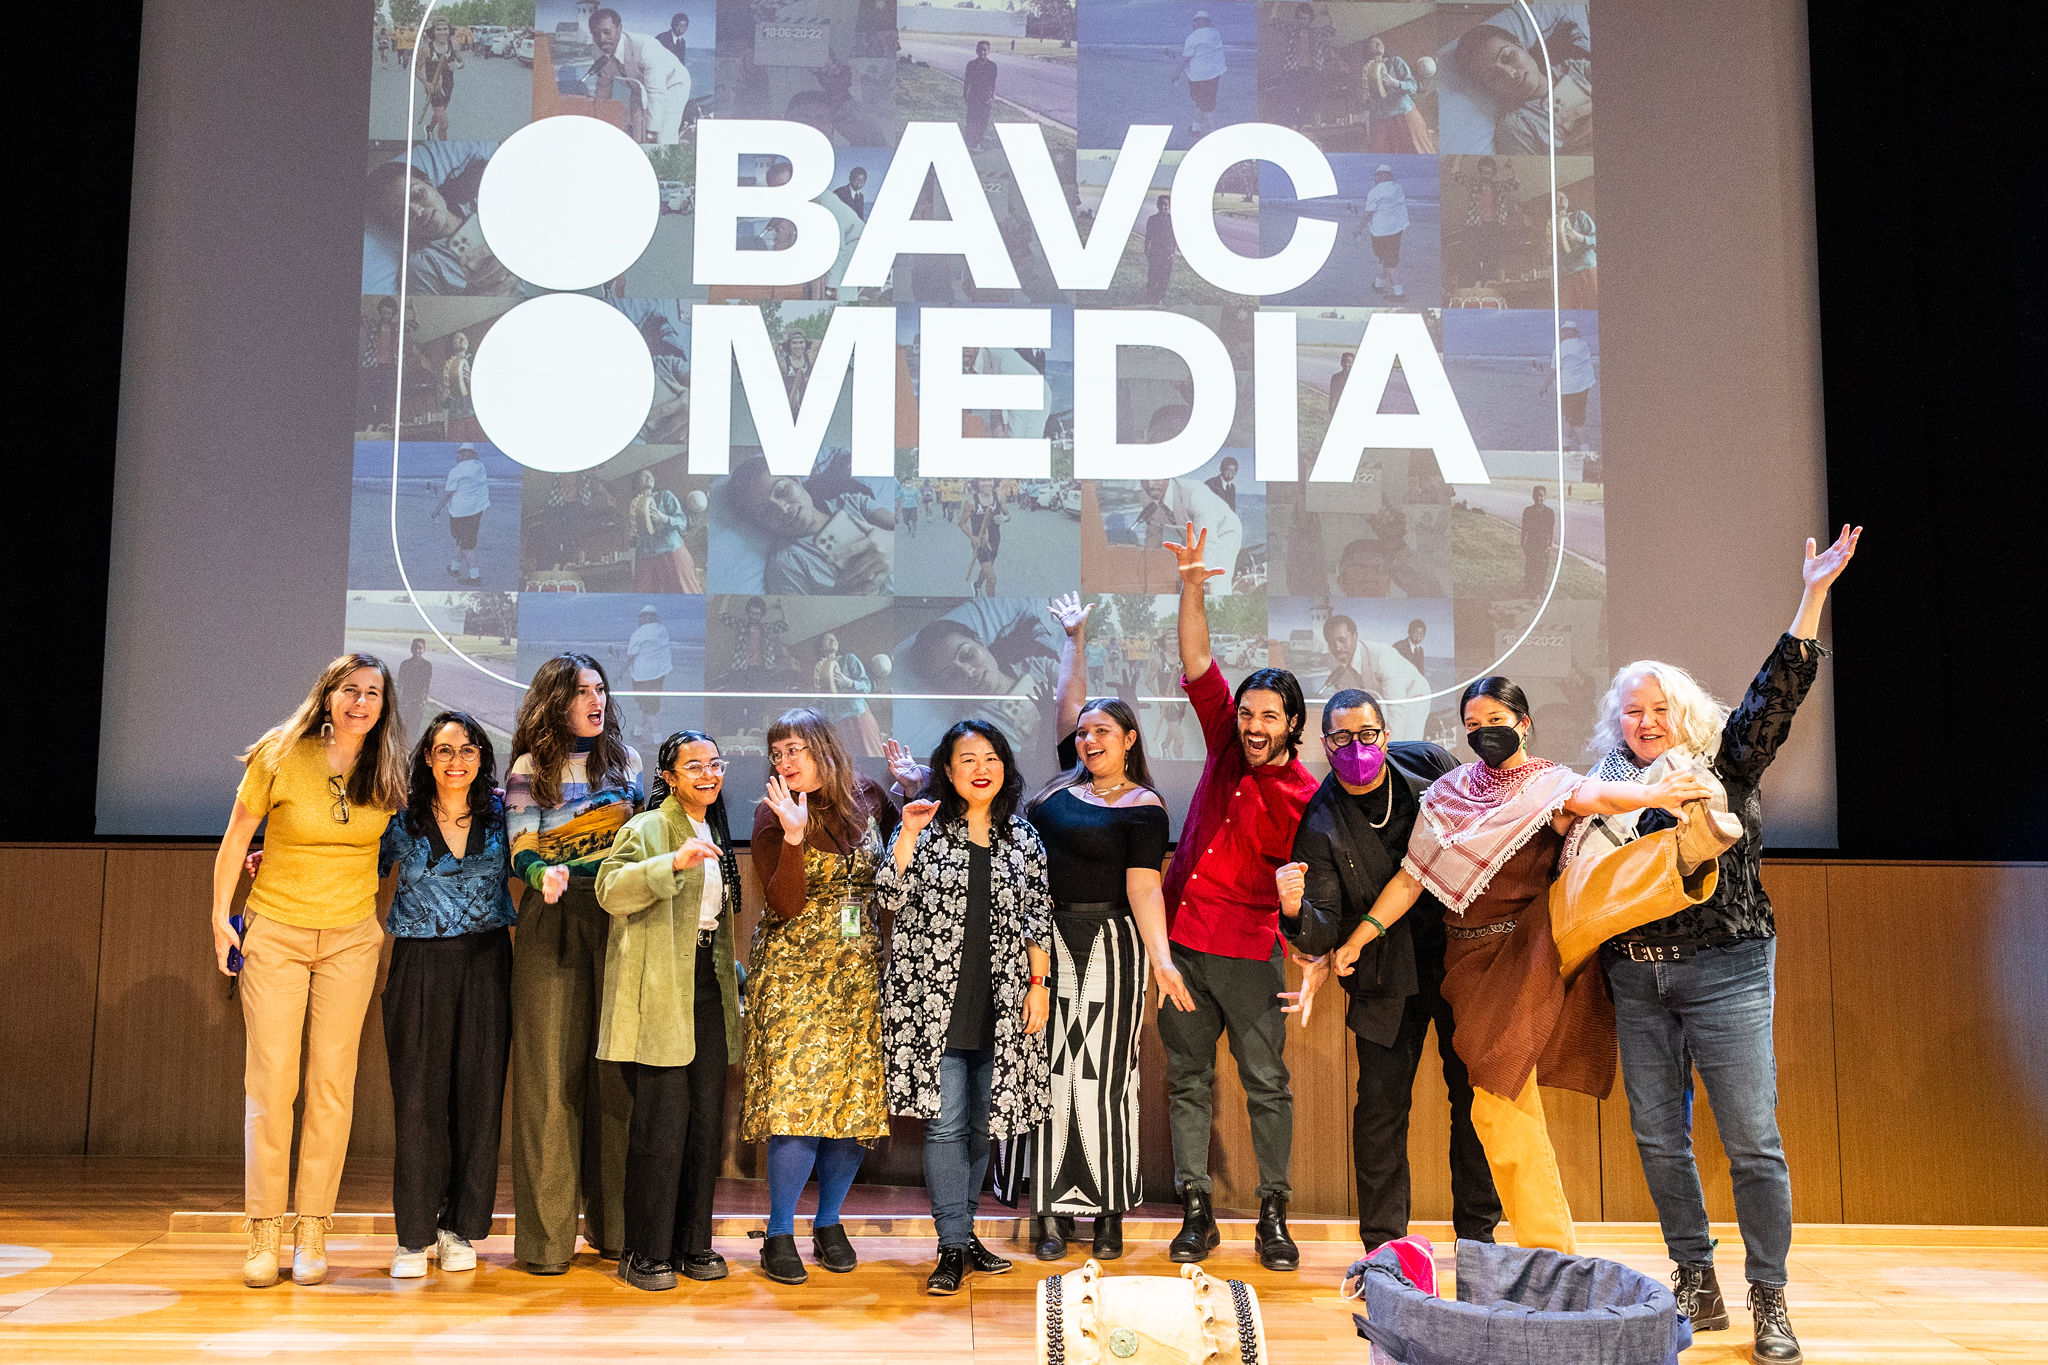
[926,1245,969,1295]
[965,1236,1012,1275]
[1747,1283,1802,1363]
[1673,1262,1729,1331]
[1092,1213,1124,1261]
[619,1252,677,1291]
[1254,1195,1298,1272]
[812,1223,857,1273]
[1034,1215,1073,1261]
[758,1232,807,1285]
[1169,1186,1220,1264]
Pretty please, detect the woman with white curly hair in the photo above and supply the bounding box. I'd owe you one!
[1586,526,1860,1365]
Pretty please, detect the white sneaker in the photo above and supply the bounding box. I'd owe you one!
[392,1245,430,1278]
[436,1228,477,1272]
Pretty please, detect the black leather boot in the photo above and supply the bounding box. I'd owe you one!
[965,1236,1012,1275]
[1674,1262,1730,1331]
[1034,1215,1074,1261]
[812,1223,857,1273]
[681,1249,729,1281]
[619,1252,677,1291]
[1747,1282,1802,1363]
[1254,1195,1298,1272]
[758,1232,807,1285]
[1092,1213,1124,1261]
[1169,1186,1220,1264]
[926,1245,969,1295]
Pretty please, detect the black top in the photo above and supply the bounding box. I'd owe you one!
[1344,769,1418,866]
[1629,633,1827,944]
[1027,787,1171,905]
[947,842,997,1050]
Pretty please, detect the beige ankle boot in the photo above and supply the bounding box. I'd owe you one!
[243,1214,288,1287]
[292,1214,333,1286]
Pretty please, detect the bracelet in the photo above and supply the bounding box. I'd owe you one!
[1028,974,1048,988]
[1362,913,1387,942]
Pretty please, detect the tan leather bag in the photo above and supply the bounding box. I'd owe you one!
[1037,1258,1269,1365]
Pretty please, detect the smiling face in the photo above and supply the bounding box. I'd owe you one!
[667,738,724,816]
[1075,708,1137,783]
[1237,687,1291,767]
[769,733,821,793]
[427,720,480,796]
[565,668,608,739]
[947,732,1004,810]
[327,666,385,741]
[671,14,689,37]
[1618,676,1675,765]
[1470,30,1542,104]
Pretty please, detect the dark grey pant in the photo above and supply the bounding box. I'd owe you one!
[1156,942,1292,1200]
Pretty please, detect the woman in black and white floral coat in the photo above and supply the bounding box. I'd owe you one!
[879,718,1053,1296]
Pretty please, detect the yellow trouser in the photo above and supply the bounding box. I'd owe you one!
[1470,1071,1579,1254]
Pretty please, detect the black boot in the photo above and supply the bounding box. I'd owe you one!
[681,1249,729,1282]
[965,1236,1012,1275]
[759,1232,807,1285]
[1034,1215,1074,1261]
[1092,1213,1124,1261]
[1254,1195,1298,1272]
[926,1245,969,1295]
[1673,1262,1729,1331]
[1747,1283,1802,1363]
[619,1252,677,1291]
[1169,1186,1220,1264]
[812,1223,857,1273]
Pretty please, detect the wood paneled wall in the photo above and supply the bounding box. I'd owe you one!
[5,846,2043,1224]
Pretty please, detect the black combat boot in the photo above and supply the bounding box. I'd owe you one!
[1169,1186,1220,1264]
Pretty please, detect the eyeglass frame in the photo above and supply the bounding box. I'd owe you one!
[1322,724,1386,750]
[327,773,351,824]
[429,744,483,764]
[767,742,811,763]
[675,758,729,777]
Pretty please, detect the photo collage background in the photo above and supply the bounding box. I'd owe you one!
[352,0,1604,819]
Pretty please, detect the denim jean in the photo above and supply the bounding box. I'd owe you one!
[1605,938,1792,1285]
[926,1047,995,1248]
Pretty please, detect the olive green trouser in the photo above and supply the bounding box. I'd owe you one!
[510,881,630,1266]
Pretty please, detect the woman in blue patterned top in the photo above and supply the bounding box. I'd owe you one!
[378,710,517,1281]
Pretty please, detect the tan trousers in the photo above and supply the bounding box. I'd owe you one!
[239,913,385,1218]
[1469,1071,1579,1254]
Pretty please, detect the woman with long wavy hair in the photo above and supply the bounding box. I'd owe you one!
[743,707,897,1285]
[1014,595,1194,1262]
[211,653,408,1288]
[378,710,516,1281]
[506,653,645,1274]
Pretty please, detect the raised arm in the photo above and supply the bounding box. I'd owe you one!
[1049,592,1093,739]
[1562,767,1715,819]
[1164,521,1225,681]
[1789,525,1859,645]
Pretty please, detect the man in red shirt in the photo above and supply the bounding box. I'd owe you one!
[1157,524,1319,1271]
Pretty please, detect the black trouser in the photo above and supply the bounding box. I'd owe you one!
[620,946,729,1264]
[1351,968,1502,1248]
[383,927,514,1251]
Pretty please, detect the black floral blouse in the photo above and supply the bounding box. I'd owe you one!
[1632,633,1829,944]
[877,815,1053,1135]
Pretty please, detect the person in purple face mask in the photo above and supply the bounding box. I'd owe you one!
[1272,688,1503,1254]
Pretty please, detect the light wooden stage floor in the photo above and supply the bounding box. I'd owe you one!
[2,1159,2043,1363]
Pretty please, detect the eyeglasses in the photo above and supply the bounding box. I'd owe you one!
[678,759,729,777]
[430,744,482,764]
[327,774,351,824]
[769,744,810,763]
[1323,725,1385,750]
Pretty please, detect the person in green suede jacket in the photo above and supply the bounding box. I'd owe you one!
[596,730,744,1292]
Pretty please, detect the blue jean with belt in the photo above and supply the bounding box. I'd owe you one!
[1605,937,1792,1285]
[925,1047,995,1248]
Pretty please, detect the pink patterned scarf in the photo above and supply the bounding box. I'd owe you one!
[1402,759,1584,913]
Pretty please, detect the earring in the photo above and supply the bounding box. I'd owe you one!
[320,717,335,742]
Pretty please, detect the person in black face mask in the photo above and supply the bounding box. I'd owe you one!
[1318,676,1730,1255]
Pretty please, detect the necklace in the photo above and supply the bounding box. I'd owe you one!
[1368,773,1394,829]
[1086,777,1130,801]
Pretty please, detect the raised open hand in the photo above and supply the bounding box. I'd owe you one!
[884,738,927,796]
[1050,592,1092,638]
[1802,524,1861,592]
[1161,521,1226,590]
[764,775,810,844]
[898,798,942,839]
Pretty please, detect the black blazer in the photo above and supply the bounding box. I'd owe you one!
[1280,741,1457,1046]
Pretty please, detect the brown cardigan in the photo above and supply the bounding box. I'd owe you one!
[751,774,896,918]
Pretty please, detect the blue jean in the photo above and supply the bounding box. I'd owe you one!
[925,1047,994,1248]
[1605,938,1792,1285]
